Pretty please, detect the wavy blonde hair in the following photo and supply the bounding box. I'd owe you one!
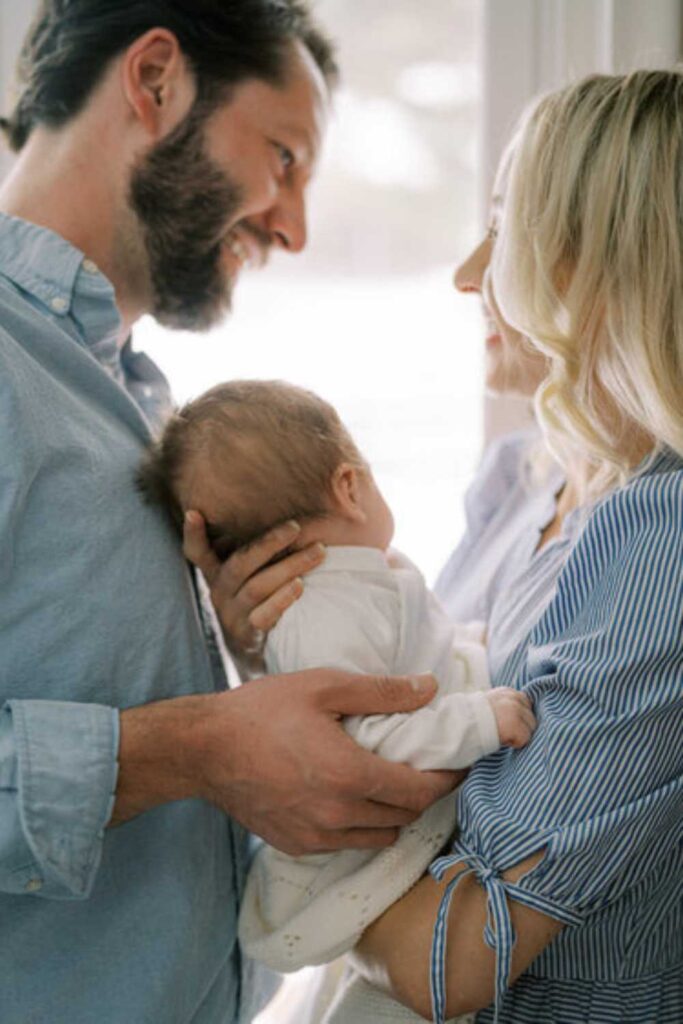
[492,69,683,499]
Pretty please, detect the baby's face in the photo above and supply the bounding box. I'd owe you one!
[358,471,395,550]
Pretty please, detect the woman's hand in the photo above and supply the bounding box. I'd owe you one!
[183,511,325,659]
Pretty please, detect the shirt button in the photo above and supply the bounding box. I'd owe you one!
[24,877,43,893]
[50,296,68,313]
[82,258,98,274]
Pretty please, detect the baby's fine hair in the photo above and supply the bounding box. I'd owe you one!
[137,380,365,559]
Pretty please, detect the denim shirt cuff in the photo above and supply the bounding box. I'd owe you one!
[6,699,119,899]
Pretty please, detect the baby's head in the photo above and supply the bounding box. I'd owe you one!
[137,380,394,559]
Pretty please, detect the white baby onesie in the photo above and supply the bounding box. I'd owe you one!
[238,546,497,974]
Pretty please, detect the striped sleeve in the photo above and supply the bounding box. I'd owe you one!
[430,466,683,1022]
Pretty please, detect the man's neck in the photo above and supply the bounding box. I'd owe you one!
[0,125,145,343]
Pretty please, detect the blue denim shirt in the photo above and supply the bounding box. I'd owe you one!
[0,214,255,1023]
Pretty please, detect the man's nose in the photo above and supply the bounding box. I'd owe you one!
[268,184,308,253]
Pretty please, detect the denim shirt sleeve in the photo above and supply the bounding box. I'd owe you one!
[0,700,119,899]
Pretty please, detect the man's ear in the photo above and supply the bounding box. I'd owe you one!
[120,28,195,138]
[330,463,366,523]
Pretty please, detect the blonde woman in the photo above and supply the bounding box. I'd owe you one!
[188,70,683,1022]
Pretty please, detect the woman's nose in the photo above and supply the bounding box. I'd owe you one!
[453,237,492,293]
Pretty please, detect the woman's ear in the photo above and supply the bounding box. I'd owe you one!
[329,463,366,523]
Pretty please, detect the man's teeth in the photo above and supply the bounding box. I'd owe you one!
[225,232,249,266]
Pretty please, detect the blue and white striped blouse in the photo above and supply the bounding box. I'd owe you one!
[433,433,683,1023]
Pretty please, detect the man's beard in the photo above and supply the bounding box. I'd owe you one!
[128,103,244,331]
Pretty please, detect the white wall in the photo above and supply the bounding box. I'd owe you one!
[482,0,683,439]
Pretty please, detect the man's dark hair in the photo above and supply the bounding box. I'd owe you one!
[0,0,338,152]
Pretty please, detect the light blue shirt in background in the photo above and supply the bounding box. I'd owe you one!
[0,214,258,1023]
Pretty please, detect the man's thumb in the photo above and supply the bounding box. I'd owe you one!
[325,673,437,716]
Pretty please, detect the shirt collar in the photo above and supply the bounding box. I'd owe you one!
[0,212,121,356]
[308,545,390,576]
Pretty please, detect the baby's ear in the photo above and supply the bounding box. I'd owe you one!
[330,463,365,522]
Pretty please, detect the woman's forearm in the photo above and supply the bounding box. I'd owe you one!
[351,850,561,1019]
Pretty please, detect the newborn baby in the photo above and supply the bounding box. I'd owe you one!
[137,379,535,976]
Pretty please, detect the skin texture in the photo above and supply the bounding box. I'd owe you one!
[0,30,459,848]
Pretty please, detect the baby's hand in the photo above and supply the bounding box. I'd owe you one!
[485,688,537,749]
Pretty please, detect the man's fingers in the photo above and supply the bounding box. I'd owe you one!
[238,542,325,606]
[321,731,458,813]
[362,758,459,813]
[222,520,303,591]
[277,827,403,857]
[249,578,304,632]
[318,672,438,717]
[183,510,222,584]
[220,541,323,617]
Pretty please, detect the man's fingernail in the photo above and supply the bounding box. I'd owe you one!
[409,675,433,693]
[308,542,325,561]
[284,520,301,533]
[185,511,200,527]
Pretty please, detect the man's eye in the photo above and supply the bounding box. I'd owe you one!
[275,143,295,171]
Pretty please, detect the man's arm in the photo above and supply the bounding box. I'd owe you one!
[352,850,562,1019]
[112,670,459,854]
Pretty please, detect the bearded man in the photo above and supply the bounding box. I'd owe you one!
[0,3,451,1021]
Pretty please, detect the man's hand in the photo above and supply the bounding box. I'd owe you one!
[112,671,460,853]
[183,512,324,659]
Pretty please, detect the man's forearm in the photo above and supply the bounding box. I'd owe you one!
[108,671,457,856]
[111,695,214,825]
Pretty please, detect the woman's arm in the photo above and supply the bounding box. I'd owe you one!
[352,849,562,1019]
[357,468,683,1020]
